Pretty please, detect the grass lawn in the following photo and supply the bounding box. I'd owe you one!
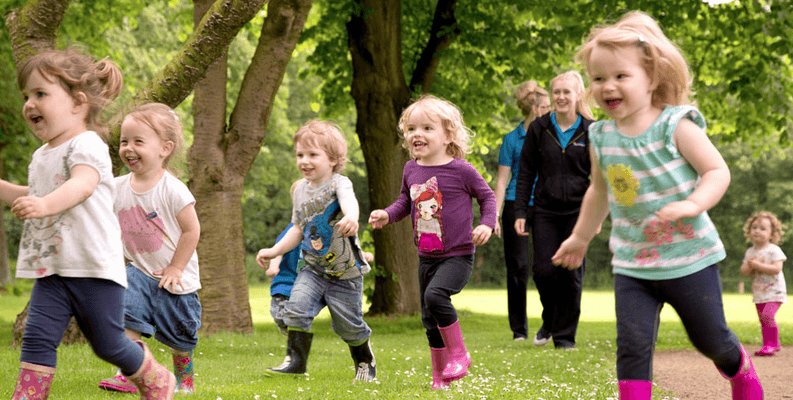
[0,286,790,399]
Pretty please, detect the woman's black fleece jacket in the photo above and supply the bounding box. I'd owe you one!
[514,113,594,219]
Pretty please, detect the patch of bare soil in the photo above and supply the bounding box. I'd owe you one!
[653,345,792,399]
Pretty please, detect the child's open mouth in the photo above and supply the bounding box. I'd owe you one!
[605,99,622,110]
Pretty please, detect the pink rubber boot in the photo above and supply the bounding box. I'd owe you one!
[127,340,176,400]
[618,380,652,400]
[754,326,780,356]
[430,347,449,390]
[98,368,139,393]
[12,362,55,400]
[438,320,471,382]
[718,345,763,399]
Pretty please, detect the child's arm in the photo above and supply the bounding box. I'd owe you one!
[746,258,784,275]
[739,260,753,276]
[336,192,360,237]
[265,255,283,277]
[257,224,302,266]
[11,165,99,220]
[154,203,200,292]
[368,210,390,229]
[656,119,730,222]
[470,164,498,246]
[552,146,610,269]
[0,180,28,206]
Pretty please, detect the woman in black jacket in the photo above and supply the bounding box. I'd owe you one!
[514,71,594,349]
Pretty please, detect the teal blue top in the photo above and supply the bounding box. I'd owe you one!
[589,105,725,280]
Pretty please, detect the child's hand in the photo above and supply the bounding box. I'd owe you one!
[257,248,278,267]
[335,214,359,237]
[493,221,502,238]
[363,251,374,263]
[368,210,390,229]
[154,265,184,292]
[551,234,590,270]
[265,256,283,277]
[11,196,47,220]
[655,200,701,223]
[472,224,492,246]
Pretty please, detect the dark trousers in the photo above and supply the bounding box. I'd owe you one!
[502,201,532,338]
[615,265,741,380]
[532,209,584,348]
[22,275,145,374]
[419,255,473,348]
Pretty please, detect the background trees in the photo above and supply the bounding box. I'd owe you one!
[1,0,791,331]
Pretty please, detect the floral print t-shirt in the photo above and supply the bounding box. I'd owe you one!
[589,106,725,280]
[744,244,787,304]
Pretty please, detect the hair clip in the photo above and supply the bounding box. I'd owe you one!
[637,35,648,44]
[169,109,180,122]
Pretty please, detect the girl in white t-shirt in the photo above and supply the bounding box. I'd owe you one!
[99,103,202,395]
[740,211,787,356]
[4,48,175,399]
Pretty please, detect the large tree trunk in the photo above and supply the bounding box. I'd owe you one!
[347,0,420,316]
[191,0,313,334]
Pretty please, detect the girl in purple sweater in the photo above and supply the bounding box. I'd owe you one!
[369,95,497,390]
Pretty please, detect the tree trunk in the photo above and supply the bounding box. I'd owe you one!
[191,0,313,334]
[347,0,420,316]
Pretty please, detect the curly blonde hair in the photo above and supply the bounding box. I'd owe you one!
[124,103,184,175]
[743,211,785,245]
[398,95,473,160]
[293,120,349,173]
[575,11,691,109]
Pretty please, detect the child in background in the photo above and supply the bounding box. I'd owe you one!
[4,49,174,399]
[369,95,496,390]
[98,103,201,395]
[256,120,376,382]
[264,221,302,336]
[740,211,787,356]
[552,12,763,400]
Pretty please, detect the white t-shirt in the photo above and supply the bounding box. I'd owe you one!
[114,172,200,294]
[744,244,787,304]
[16,132,126,287]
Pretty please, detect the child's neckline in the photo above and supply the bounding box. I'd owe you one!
[129,170,167,194]
[416,157,455,167]
[611,107,666,138]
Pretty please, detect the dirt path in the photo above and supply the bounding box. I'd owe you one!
[653,345,792,399]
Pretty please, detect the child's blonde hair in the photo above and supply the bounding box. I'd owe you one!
[124,103,184,174]
[398,95,472,160]
[549,71,594,120]
[293,120,348,173]
[514,80,548,118]
[17,47,123,140]
[576,11,691,109]
[743,211,785,245]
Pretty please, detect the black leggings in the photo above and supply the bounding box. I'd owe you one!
[419,255,473,348]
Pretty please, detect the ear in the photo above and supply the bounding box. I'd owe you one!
[161,140,175,157]
[72,92,89,114]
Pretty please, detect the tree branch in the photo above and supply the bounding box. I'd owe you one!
[5,0,71,70]
[409,0,459,94]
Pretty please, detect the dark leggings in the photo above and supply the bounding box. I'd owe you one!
[502,201,532,338]
[21,275,144,375]
[615,265,742,380]
[419,255,473,348]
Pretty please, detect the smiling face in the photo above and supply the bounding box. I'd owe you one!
[750,217,773,248]
[551,77,580,118]
[589,44,657,133]
[404,110,452,166]
[22,69,88,147]
[119,116,173,180]
[295,141,337,186]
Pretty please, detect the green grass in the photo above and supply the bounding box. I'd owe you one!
[1,287,790,399]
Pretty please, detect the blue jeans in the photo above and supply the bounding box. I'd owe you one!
[22,275,144,375]
[615,264,741,380]
[283,268,370,344]
[124,265,202,352]
[270,294,289,331]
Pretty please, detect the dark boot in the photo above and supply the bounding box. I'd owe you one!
[265,330,313,376]
[349,339,376,382]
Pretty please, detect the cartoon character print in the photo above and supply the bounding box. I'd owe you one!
[410,177,443,252]
[302,201,358,278]
[748,249,780,294]
[117,205,172,254]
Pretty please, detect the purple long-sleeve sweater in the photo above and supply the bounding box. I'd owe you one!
[384,158,497,258]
